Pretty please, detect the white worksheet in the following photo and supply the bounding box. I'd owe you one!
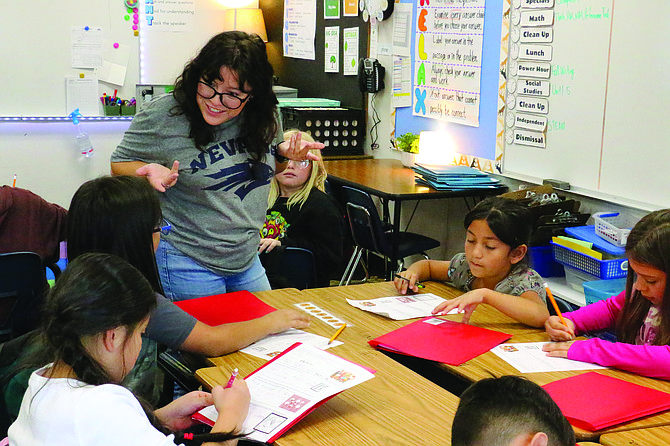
[240,328,342,360]
[347,293,457,320]
[491,342,606,373]
[198,343,374,443]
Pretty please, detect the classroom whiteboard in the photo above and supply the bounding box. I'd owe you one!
[502,0,670,209]
[0,0,139,117]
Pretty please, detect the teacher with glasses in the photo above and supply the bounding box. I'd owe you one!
[111,31,323,301]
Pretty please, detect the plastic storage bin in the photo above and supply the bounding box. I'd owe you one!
[551,241,628,279]
[593,212,640,247]
[528,245,565,277]
[564,265,599,292]
[583,278,626,305]
[564,225,625,256]
[280,107,365,157]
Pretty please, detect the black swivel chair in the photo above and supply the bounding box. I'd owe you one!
[0,252,49,343]
[339,186,440,285]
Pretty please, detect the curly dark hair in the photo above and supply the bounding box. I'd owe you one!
[171,31,278,164]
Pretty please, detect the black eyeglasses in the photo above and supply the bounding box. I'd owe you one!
[197,81,250,110]
[153,219,171,236]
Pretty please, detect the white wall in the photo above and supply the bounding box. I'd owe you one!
[0,121,129,207]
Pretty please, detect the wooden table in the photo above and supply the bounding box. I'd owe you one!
[462,333,670,441]
[300,281,670,442]
[196,281,670,444]
[196,286,461,446]
[600,425,670,445]
[425,297,670,441]
[324,159,508,278]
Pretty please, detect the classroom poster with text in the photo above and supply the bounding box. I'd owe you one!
[141,0,195,31]
[413,0,486,127]
[284,0,317,60]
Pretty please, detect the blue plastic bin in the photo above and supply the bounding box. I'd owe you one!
[528,245,565,278]
[583,278,626,305]
[551,242,628,279]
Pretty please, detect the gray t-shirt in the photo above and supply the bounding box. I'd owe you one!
[146,293,197,348]
[112,94,278,274]
[447,252,547,302]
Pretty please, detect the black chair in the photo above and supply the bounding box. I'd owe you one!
[339,186,440,285]
[277,247,318,290]
[0,252,49,343]
[261,246,319,290]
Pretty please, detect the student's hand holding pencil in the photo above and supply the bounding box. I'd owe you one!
[544,315,576,341]
[394,271,422,294]
[211,379,250,435]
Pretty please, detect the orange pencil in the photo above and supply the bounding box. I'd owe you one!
[328,324,347,345]
[544,283,568,328]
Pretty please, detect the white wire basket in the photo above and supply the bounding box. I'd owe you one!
[593,212,640,247]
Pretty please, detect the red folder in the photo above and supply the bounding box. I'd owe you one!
[543,372,670,431]
[368,317,511,365]
[174,290,277,325]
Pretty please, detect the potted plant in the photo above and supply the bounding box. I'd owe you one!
[394,132,420,167]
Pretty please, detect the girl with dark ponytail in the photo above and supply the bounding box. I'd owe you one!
[8,253,249,446]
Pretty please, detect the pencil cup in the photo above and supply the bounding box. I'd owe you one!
[121,105,136,116]
[104,105,121,116]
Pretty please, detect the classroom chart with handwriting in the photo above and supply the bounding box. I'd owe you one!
[502,0,670,208]
[413,0,487,126]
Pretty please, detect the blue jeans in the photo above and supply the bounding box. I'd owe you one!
[156,239,271,302]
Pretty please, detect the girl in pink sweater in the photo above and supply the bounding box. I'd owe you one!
[544,209,670,380]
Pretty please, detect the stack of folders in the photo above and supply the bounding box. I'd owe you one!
[412,164,503,191]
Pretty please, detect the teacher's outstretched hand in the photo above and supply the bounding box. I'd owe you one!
[279,131,325,162]
[136,160,180,192]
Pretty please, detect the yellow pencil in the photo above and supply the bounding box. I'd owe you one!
[544,283,568,328]
[328,324,347,344]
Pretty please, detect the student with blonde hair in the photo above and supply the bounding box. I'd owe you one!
[260,130,343,288]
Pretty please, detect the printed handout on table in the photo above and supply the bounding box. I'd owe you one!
[196,343,375,443]
[347,293,458,320]
[241,328,342,360]
[490,342,606,373]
